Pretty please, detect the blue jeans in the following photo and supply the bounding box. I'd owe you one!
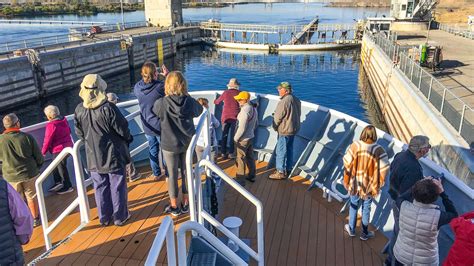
[348,195,372,234]
[220,121,236,155]
[275,135,295,173]
[146,135,163,177]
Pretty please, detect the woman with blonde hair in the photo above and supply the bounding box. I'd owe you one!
[133,61,169,180]
[343,125,390,240]
[153,71,202,216]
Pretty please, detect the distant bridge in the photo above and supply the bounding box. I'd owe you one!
[0,20,107,26]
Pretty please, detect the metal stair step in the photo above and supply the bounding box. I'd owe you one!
[190,252,217,266]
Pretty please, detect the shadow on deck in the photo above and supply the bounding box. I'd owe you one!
[24,159,387,265]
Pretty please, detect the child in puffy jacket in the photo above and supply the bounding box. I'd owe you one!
[443,211,474,266]
[42,105,74,194]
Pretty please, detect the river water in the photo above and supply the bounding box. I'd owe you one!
[0,3,389,130]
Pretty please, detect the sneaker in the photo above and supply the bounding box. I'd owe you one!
[114,213,131,226]
[33,217,41,228]
[344,224,355,237]
[100,220,111,226]
[360,231,375,241]
[56,186,74,195]
[229,153,236,159]
[164,205,181,217]
[222,154,229,160]
[153,174,166,181]
[268,171,287,180]
[181,203,189,214]
[48,183,63,192]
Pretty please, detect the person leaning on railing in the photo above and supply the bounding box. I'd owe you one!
[41,105,74,195]
[74,74,133,227]
[0,113,44,228]
[153,71,203,217]
[394,178,458,266]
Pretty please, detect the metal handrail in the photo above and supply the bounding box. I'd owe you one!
[199,159,265,265]
[438,23,474,40]
[365,31,473,142]
[144,216,177,266]
[35,140,90,250]
[177,221,246,266]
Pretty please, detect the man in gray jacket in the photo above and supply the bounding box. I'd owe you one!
[269,82,301,180]
[233,91,258,184]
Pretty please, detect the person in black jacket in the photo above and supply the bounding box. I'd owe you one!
[385,135,431,265]
[74,74,133,226]
[134,62,169,180]
[153,71,202,216]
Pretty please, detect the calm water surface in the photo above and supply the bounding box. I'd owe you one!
[0,3,389,129]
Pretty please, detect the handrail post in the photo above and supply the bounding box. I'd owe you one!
[427,76,434,100]
[418,68,423,89]
[458,104,467,133]
[73,140,90,223]
[440,88,447,114]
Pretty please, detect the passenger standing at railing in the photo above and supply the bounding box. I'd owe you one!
[214,78,241,160]
[74,74,133,226]
[41,105,74,195]
[0,178,33,265]
[153,71,203,216]
[194,98,220,162]
[385,135,431,266]
[394,178,458,266]
[0,113,44,228]
[342,125,389,240]
[269,82,301,180]
[107,93,140,182]
[134,62,169,181]
[233,91,258,184]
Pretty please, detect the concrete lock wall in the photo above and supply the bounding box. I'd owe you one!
[0,56,38,110]
[361,35,474,187]
[0,27,203,112]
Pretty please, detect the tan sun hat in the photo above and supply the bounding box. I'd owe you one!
[79,74,108,109]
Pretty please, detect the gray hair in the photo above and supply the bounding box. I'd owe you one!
[2,113,19,129]
[44,105,60,119]
[107,92,118,104]
[408,135,430,154]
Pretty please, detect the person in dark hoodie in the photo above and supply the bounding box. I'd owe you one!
[74,74,133,226]
[134,62,169,180]
[153,71,203,216]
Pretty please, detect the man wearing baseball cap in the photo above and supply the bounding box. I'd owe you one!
[269,82,301,180]
[233,91,258,184]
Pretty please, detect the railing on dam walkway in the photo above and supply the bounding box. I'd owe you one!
[366,31,473,145]
[438,23,474,40]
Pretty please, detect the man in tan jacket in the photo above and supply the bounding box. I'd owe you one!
[269,82,301,180]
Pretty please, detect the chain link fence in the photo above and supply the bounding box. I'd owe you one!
[365,31,473,145]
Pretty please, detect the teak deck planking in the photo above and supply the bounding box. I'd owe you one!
[24,159,387,265]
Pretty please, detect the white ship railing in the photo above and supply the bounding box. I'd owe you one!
[177,221,247,265]
[144,216,177,266]
[35,140,90,250]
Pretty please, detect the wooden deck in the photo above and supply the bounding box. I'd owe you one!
[24,159,387,265]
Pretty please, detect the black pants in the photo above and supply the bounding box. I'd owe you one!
[220,121,236,155]
[53,153,72,188]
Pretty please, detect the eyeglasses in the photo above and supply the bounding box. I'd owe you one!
[424,144,432,150]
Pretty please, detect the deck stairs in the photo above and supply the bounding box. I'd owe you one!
[288,17,319,45]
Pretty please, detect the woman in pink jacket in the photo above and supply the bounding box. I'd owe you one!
[42,105,74,194]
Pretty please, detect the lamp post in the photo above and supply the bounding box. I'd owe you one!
[120,0,125,30]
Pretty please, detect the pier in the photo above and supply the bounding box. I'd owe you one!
[0,19,106,26]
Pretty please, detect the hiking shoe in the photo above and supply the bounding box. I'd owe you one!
[115,213,131,226]
[344,224,355,237]
[100,220,111,226]
[181,203,189,214]
[164,205,181,217]
[246,176,256,182]
[152,174,166,181]
[33,217,41,228]
[269,171,286,180]
[48,183,63,192]
[360,231,375,241]
[56,186,74,195]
